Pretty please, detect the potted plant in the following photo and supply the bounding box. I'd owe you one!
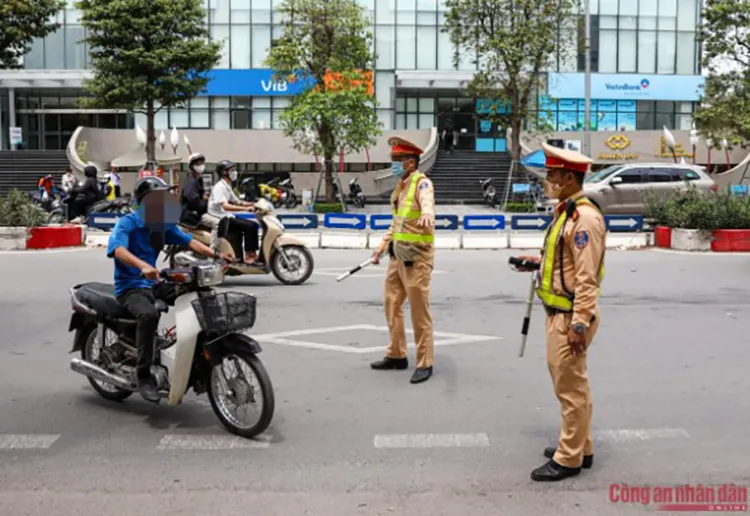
[0,190,48,250]
[710,189,750,252]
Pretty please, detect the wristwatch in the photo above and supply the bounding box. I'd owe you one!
[572,323,586,334]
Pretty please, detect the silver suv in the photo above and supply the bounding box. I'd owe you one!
[540,163,716,215]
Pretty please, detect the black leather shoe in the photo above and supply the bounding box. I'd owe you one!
[544,447,593,468]
[410,367,433,384]
[138,377,161,404]
[370,357,408,370]
[530,460,581,481]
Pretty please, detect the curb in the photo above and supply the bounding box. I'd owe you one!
[85,231,650,250]
[0,225,86,251]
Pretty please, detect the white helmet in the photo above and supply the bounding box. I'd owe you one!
[188,152,205,173]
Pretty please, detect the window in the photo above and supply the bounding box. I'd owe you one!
[647,169,675,183]
[676,32,695,74]
[231,25,251,68]
[657,31,676,74]
[375,25,395,68]
[416,26,436,69]
[232,0,251,22]
[637,31,656,73]
[658,0,677,30]
[396,26,416,68]
[376,0,395,23]
[677,0,697,31]
[252,0,271,23]
[211,25,230,68]
[416,0,436,24]
[615,169,644,184]
[209,0,230,23]
[618,30,636,72]
[599,30,617,73]
[44,31,65,71]
[397,0,416,25]
[252,26,271,67]
[437,31,453,69]
[639,0,657,29]
[65,26,86,70]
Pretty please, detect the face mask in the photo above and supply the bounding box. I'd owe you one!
[229,170,238,181]
[391,161,405,178]
[194,164,205,174]
[544,179,566,199]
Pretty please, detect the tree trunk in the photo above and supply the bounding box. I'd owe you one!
[500,117,524,209]
[324,155,335,203]
[146,100,156,163]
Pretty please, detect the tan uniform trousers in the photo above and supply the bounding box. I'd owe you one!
[546,310,600,468]
[384,259,434,369]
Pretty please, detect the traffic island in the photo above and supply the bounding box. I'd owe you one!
[0,225,85,250]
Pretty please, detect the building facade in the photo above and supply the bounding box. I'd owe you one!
[0,0,704,153]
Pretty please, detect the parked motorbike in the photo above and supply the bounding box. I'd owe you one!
[348,178,366,208]
[240,177,259,202]
[480,178,497,207]
[258,179,283,208]
[68,259,275,438]
[278,178,298,209]
[167,199,314,285]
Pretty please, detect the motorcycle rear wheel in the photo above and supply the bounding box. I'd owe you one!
[81,325,133,402]
[207,342,275,438]
[285,193,298,209]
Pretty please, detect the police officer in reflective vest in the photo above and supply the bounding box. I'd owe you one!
[514,143,606,481]
[370,136,436,384]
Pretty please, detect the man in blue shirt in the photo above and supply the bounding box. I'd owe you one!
[108,177,231,403]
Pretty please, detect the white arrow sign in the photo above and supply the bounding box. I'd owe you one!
[435,217,456,228]
[328,215,363,227]
[515,217,548,228]
[608,218,639,228]
[282,217,316,228]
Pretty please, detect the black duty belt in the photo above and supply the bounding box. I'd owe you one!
[544,306,571,317]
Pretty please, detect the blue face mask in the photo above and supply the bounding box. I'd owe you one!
[391,161,406,178]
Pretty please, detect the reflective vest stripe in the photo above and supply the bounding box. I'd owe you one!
[536,197,605,311]
[392,172,435,244]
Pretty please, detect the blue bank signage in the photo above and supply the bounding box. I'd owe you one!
[547,73,705,102]
[199,69,315,97]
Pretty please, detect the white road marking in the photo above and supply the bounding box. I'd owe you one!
[255,325,501,354]
[595,428,691,442]
[374,433,491,449]
[156,434,271,450]
[0,434,60,449]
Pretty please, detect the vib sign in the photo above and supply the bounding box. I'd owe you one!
[199,69,315,97]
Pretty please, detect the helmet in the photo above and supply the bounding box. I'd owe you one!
[134,176,170,203]
[188,152,205,167]
[216,160,235,176]
[84,165,98,178]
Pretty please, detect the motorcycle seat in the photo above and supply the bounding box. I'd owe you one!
[76,283,168,318]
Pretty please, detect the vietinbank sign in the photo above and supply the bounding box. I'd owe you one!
[198,69,315,97]
[547,73,704,101]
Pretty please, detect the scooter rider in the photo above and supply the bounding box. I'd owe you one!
[206,160,263,265]
[107,177,233,403]
[180,152,209,225]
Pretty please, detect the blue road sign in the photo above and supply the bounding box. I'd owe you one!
[88,212,122,230]
[435,214,460,231]
[277,214,318,229]
[235,213,257,221]
[605,215,644,232]
[370,214,393,231]
[463,214,506,231]
[511,215,552,231]
[323,213,367,230]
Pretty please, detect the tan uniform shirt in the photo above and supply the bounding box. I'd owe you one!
[540,192,606,327]
[378,171,436,265]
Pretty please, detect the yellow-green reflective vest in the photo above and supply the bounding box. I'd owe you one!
[536,197,605,311]
[391,171,435,244]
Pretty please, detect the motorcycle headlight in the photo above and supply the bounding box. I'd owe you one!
[195,263,225,287]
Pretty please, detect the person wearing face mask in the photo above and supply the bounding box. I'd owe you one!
[511,143,606,482]
[207,160,262,265]
[369,136,436,385]
[179,152,209,225]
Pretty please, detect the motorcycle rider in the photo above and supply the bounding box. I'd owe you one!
[68,165,102,220]
[37,174,57,211]
[107,176,232,403]
[206,160,263,265]
[62,167,77,193]
[180,152,209,225]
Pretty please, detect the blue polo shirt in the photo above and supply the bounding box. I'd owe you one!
[107,213,193,297]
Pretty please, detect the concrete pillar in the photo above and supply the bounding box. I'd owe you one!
[8,88,16,151]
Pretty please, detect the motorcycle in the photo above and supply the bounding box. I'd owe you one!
[348,178,366,208]
[68,259,275,438]
[278,178,298,209]
[258,178,283,208]
[166,198,314,285]
[480,178,497,207]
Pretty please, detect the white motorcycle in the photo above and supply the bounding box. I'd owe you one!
[67,259,275,438]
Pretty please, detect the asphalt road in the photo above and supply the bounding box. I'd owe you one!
[0,247,748,515]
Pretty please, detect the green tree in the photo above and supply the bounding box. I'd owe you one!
[77,0,222,161]
[443,0,581,204]
[265,0,381,203]
[0,0,65,69]
[694,0,750,145]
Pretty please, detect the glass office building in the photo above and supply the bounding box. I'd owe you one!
[0,0,704,151]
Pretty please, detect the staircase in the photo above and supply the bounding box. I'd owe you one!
[428,150,514,204]
[0,151,70,196]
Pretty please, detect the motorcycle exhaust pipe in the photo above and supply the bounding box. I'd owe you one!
[70,358,136,391]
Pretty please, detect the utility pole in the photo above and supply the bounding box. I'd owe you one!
[583,0,591,157]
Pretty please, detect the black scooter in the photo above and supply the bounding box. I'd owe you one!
[348,178,365,208]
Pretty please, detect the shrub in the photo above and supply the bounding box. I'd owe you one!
[0,190,48,228]
[312,202,343,214]
[644,184,750,231]
[503,201,535,213]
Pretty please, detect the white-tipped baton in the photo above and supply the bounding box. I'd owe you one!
[518,272,537,358]
[336,257,375,282]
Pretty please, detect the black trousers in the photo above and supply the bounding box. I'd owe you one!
[117,283,176,379]
[225,217,260,254]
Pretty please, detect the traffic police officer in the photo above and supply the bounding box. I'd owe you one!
[370,136,436,384]
[514,143,606,481]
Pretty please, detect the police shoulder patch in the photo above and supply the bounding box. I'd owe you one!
[574,230,589,249]
[418,179,431,190]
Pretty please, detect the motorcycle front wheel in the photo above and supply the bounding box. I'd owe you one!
[207,341,275,438]
[270,245,314,285]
